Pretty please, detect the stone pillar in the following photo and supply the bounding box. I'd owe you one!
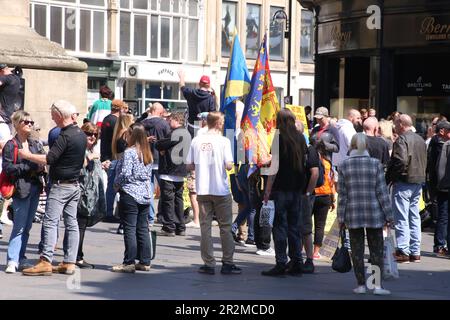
[0,0,88,134]
[107,0,119,58]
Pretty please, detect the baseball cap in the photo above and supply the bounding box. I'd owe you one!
[199,75,210,85]
[436,120,450,132]
[0,63,8,70]
[314,107,329,119]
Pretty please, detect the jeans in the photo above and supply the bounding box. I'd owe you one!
[42,183,80,263]
[148,169,160,224]
[119,191,151,266]
[392,182,422,256]
[106,160,118,217]
[159,179,185,233]
[434,191,448,250]
[7,184,40,267]
[232,185,255,241]
[272,191,303,265]
[197,194,234,267]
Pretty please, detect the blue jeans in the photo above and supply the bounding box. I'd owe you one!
[232,188,255,241]
[434,192,448,250]
[119,191,151,266]
[148,169,160,224]
[392,182,422,256]
[106,160,118,217]
[7,184,40,267]
[272,191,303,265]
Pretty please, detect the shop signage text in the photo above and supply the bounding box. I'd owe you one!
[158,68,175,77]
[406,76,432,93]
[420,17,450,40]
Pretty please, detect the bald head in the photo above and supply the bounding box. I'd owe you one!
[347,109,362,126]
[394,114,413,135]
[149,102,165,116]
[363,117,378,136]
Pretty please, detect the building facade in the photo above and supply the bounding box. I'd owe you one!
[299,0,450,135]
[29,0,315,115]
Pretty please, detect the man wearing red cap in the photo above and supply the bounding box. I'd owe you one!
[178,69,217,138]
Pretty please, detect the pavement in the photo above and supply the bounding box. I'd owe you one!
[0,218,449,300]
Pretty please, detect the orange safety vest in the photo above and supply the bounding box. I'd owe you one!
[314,156,335,196]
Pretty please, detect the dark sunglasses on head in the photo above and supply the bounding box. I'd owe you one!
[21,120,35,126]
[84,131,97,138]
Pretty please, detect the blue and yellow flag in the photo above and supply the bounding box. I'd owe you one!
[241,34,280,170]
[220,33,251,134]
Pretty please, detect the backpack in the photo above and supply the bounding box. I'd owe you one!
[0,139,18,199]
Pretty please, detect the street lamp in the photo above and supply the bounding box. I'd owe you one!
[272,2,293,105]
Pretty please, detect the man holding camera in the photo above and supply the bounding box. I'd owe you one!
[0,63,21,123]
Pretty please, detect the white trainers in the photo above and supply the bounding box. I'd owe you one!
[5,263,17,274]
[185,221,200,228]
[256,248,275,256]
[211,220,219,226]
[353,286,367,294]
[0,215,13,226]
[373,287,391,296]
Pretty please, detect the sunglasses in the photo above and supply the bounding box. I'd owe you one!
[21,120,35,126]
[84,131,97,138]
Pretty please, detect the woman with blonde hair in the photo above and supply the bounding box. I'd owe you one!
[3,111,46,273]
[337,133,393,295]
[112,123,153,273]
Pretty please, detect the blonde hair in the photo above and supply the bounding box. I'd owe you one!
[112,113,134,159]
[349,133,367,154]
[11,110,32,130]
[379,119,393,141]
[207,111,224,129]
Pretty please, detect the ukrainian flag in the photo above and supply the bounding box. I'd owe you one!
[221,32,251,135]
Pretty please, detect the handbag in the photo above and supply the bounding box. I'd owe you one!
[331,227,352,273]
[0,139,18,199]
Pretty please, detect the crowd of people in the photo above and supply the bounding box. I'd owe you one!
[1,61,449,296]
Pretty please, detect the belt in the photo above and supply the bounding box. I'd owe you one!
[55,179,79,185]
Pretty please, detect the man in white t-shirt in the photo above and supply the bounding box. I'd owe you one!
[186,111,241,275]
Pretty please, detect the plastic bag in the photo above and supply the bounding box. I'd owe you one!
[383,231,399,279]
[259,200,275,227]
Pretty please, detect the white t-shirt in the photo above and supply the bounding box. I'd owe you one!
[0,118,11,172]
[186,132,233,196]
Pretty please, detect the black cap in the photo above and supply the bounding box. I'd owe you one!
[436,121,450,132]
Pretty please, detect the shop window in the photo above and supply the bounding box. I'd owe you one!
[300,10,314,63]
[299,89,313,107]
[269,6,284,61]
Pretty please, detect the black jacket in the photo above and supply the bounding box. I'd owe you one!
[139,116,171,166]
[2,137,46,198]
[155,127,187,177]
[181,87,216,124]
[387,130,427,184]
[426,134,444,192]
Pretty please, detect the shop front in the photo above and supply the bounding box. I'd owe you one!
[299,0,450,134]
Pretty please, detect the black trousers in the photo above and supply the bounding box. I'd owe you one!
[76,216,89,261]
[348,228,384,286]
[159,179,185,233]
[250,176,271,250]
[312,195,332,246]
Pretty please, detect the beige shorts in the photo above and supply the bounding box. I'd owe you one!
[187,170,196,194]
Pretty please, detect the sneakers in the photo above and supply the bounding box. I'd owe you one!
[157,229,175,237]
[135,263,151,271]
[52,262,76,275]
[313,252,322,260]
[244,239,256,247]
[435,247,448,257]
[409,255,421,263]
[198,265,215,275]
[175,231,186,236]
[76,260,95,269]
[221,263,242,275]
[261,264,286,277]
[302,258,315,274]
[22,258,53,276]
[112,264,136,273]
[185,221,200,228]
[353,285,367,294]
[116,226,124,235]
[394,250,410,264]
[373,287,391,296]
[256,248,275,256]
[5,263,17,274]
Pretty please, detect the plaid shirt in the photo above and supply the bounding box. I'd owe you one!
[337,152,393,229]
